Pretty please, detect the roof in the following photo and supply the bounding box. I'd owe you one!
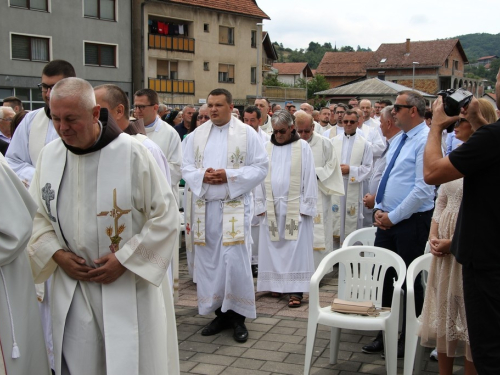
[477,55,498,61]
[315,77,435,98]
[366,39,468,70]
[262,31,278,60]
[316,52,374,77]
[162,0,270,19]
[272,62,313,76]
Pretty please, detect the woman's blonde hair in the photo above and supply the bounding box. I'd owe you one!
[477,98,498,124]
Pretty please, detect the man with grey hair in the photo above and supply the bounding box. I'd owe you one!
[28,77,180,375]
[0,106,15,151]
[174,104,196,139]
[158,103,169,119]
[197,103,210,126]
[255,110,317,307]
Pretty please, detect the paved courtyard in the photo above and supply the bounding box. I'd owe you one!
[175,249,465,374]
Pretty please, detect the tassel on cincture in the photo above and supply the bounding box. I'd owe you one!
[11,343,20,359]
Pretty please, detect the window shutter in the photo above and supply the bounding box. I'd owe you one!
[12,35,30,60]
[85,44,99,65]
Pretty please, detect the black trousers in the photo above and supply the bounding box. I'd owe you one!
[462,264,500,374]
[374,210,432,335]
[215,307,245,324]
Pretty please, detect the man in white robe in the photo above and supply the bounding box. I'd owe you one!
[255,110,317,308]
[295,111,344,269]
[0,154,51,375]
[182,88,268,343]
[315,107,333,133]
[243,105,270,277]
[27,78,180,375]
[323,103,348,139]
[331,110,373,247]
[255,97,273,135]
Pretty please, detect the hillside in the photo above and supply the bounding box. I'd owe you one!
[453,33,500,62]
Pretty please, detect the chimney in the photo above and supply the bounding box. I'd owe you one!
[406,38,410,54]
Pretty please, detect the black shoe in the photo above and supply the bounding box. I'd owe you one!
[201,316,229,336]
[381,338,404,359]
[362,332,384,354]
[232,321,248,343]
[251,265,258,278]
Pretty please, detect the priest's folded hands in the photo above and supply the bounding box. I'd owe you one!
[203,167,228,184]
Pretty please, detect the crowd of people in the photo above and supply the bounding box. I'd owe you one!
[1,58,500,375]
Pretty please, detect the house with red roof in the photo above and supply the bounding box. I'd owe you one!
[315,51,374,89]
[271,62,313,86]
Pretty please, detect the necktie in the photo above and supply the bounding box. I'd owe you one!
[375,133,408,204]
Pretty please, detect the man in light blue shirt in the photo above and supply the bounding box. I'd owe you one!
[362,90,435,358]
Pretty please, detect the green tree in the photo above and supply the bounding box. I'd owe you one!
[296,74,330,99]
[340,45,354,52]
[262,73,290,87]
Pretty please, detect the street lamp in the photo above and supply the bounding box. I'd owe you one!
[256,23,264,98]
[412,62,419,90]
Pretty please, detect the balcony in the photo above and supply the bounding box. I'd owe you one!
[148,34,195,53]
[148,78,195,95]
[262,86,306,100]
[262,57,275,71]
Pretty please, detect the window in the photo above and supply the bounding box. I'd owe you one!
[219,26,234,45]
[10,0,48,11]
[11,34,49,62]
[251,30,257,48]
[203,62,209,71]
[84,0,115,21]
[445,59,449,68]
[454,61,459,70]
[377,71,385,81]
[84,43,116,67]
[204,23,209,32]
[251,67,256,84]
[0,87,44,110]
[218,64,235,83]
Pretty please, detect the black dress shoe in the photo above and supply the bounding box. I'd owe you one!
[201,316,229,336]
[232,321,248,343]
[251,265,258,278]
[362,332,384,354]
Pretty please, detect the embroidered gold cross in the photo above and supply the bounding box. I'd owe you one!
[195,218,203,238]
[97,189,131,252]
[285,219,298,236]
[269,220,278,237]
[226,216,240,239]
[314,214,321,224]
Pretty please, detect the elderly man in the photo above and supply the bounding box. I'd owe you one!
[27,78,180,375]
[174,104,196,139]
[255,97,273,135]
[330,110,373,247]
[363,90,435,357]
[0,154,51,374]
[0,106,15,154]
[6,60,76,187]
[158,103,169,120]
[2,96,23,114]
[255,110,317,307]
[134,89,182,199]
[182,88,268,343]
[295,111,343,268]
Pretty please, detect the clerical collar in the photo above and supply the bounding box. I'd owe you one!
[62,108,122,155]
[145,116,159,128]
[270,129,300,146]
[344,131,356,137]
[124,118,146,136]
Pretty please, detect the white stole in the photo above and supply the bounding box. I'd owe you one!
[29,109,51,166]
[329,125,340,139]
[265,141,301,241]
[331,135,366,239]
[192,120,247,246]
[39,135,140,375]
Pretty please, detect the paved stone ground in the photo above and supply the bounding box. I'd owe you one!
[175,249,465,374]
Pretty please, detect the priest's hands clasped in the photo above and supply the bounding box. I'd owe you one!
[203,167,228,184]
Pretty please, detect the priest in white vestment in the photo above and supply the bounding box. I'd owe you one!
[331,110,373,247]
[255,97,273,135]
[0,154,51,375]
[27,78,180,375]
[295,112,344,269]
[182,88,268,343]
[243,105,270,277]
[255,110,317,308]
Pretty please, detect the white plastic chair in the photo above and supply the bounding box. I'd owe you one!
[404,253,432,375]
[304,246,406,375]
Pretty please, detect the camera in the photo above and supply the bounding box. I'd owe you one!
[437,88,473,132]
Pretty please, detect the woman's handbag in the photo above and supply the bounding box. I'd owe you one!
[331,298,390,317]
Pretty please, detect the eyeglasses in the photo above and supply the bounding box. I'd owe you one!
[37,83,56,92]
[393,104,414,112]
[342,120,357,125]
[0,118,13,122]
[133,104,155,111]
[335,111,345,115]
[454,118,469,128]
[198,115,210,120]
[297,129,312,134]
[273,128,289,135]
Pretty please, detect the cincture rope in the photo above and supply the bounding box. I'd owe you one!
[0,268,20,358]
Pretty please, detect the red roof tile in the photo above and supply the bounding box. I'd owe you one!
[163,0,270,19]
[477,55,498,61]
[272,62,311,75]
[316,52,374,77]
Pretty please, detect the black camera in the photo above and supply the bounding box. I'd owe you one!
[437,88,473,132]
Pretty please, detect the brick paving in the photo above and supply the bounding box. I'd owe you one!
[175,249,465,374]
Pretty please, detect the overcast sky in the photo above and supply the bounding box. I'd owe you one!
[258,0,499,51]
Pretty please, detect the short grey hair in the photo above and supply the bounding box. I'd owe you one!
[398,90,425,117]
[158,103,168,113]
[271,110,294,128]
[199,104,208,111]
[0,106,15,119]
[51,77,95,111]
[380,105,394,121]
[183,104,195,111]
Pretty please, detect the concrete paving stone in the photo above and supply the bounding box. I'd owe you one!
[183,332,223,344]
[177,316,212,326]
[346,351,386,365]
[275,310,309,319]
[178,349,197,361]
[359,362,393,374]
[252,317,281,325]
[212,335,257,348]
[260,332,303,344]
[212,345,247,357]
[328,359,362,372]
[190,352,237,367]
[177,299,199,307]
[339,340,369,352]
[256,307,283,315]
[268,325,297,335]
[315,350,352,363]
[245,322,273,333]
[284,352,306,365]
[231,357,266,370]
[177,330,194,341]
[177,323,205,334]
[178,340,221,354]
[189,363,226,375]
[260,360,306,375]
[241,348,289,362]
[277,319,308,329]
[340,332,363,343]
[300,336,330,347]
[179,293,199,300]
[251,340,284,351]
[294,328,307,336]
[179,360,197,372]
[220,367,271,375]
[278,343,325,356]
[309,367,340,375]
[248,330,266,340]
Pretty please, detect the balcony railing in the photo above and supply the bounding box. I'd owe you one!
[262,86,306,100]
[148,34,195,53]
[149,78,195,95]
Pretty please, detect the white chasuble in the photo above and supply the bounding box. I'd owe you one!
[331,133,373,244]
[324,125,343,139]
[255,139,317,293]
[308,133,344,268]
[181,118,268,318]
[28,135,180,375]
